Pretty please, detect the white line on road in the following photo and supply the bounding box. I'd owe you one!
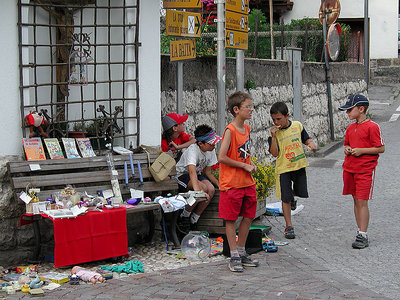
[369,100,390,105]
[396,105,400,111]
[389,114,400,122]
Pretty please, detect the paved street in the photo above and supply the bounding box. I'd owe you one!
[5,84,399,299]
[263,83,400,299]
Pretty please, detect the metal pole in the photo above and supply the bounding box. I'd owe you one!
[323,17,335,141]
[217,0,226,136]
[364,0,369,85]
[176,62,183,114]
[269,0,274,59]
[236,50,244,91]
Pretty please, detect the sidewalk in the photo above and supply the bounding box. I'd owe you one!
[6,245,386,300]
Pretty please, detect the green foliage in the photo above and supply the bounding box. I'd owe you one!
[160,13,352,62]
[245,78,256,90]
[251,157,276,200]
[211,157,276,200]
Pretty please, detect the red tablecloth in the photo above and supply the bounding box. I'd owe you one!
[20,208,128,268]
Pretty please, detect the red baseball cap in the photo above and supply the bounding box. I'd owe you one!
[166,113,189,124]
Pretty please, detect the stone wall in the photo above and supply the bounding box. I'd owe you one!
[161,55,367,160]
[370,58,400,84]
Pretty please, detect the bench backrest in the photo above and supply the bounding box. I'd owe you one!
[7,152,178,202]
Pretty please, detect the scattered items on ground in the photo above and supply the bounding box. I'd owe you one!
[263,237,278,252]
[71,266,105,284]
[101,261,144,274]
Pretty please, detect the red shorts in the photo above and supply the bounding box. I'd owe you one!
[343,169,375,200]
[218,185,257,221]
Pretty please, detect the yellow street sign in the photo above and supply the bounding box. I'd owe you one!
[225,29,248,50]
[226,0,249,14]
[226,10,248,33]
[170,40,196,61]
[163,0,201,9]
[166,10,201,38]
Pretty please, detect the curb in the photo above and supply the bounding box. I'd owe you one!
[309,139,343,157]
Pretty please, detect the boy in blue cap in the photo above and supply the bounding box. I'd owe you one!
[339,94,385,249]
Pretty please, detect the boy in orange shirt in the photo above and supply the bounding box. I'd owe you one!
[218,91,259,272]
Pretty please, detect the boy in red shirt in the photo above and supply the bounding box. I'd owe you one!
[339,94,385,249]
[218,91,259,272]
[161,113,195,161]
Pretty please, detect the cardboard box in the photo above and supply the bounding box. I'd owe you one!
[39,272,69,284]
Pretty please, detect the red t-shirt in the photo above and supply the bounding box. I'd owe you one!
[343,120,384,173]
[161,132,192,153]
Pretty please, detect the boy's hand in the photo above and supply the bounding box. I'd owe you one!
[243,163,256,174]
[270,125,281,137]
[344,146,352,156]
[168,141,179,150]
[204,192,210,202]
[306,140,317,151]
[350,148,362,157]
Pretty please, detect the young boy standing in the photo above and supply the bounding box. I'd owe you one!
[218,91,259,272]
[339,94,385,249]
[268,102,316,239]
[176,124,221,232]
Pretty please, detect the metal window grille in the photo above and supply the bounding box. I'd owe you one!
[18,0,140,150]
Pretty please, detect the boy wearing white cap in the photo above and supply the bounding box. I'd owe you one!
[175,124,221,232]
[339,94,385,249]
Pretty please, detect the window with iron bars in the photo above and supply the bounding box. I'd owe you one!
[18,0,140,151]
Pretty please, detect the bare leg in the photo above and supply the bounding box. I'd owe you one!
[193,180,214,216]
[354,197,369,232]
[282,201,292,227]
[237,217,252,247]
[225,220,237,251]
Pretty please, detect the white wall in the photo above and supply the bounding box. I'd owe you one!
[138,0,161,147]
[0,1,162,155]
[283,0,399,59]
[0,1,22,156]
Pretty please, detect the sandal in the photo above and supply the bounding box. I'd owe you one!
[284,226,295,239]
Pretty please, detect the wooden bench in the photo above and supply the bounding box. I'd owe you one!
[197,190,267,234]
[7,151,182,260]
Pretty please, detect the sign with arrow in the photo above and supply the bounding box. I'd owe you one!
[225,29,248,50]
[163,0,201,9]
[170,40,196,61]
[166,10,201,38]
[226,0,249,14]
[226,10,248,33]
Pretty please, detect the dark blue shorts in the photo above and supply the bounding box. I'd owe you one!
[177,173,207,192]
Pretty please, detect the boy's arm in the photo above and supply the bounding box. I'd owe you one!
[305,138,317,151]
[169,137,196,151]
[269,127,280,157]
[188,164,202,191]
[350,145,385,157]
[203,166,219,188]
[218,129,256,173]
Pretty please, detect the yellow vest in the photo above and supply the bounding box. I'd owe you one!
[273,121,308,175]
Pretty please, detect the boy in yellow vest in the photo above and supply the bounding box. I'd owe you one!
[268,102,316,239]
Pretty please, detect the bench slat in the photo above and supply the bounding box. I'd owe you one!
[7,153,160,174]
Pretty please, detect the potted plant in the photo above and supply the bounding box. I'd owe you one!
[68,122,88,138]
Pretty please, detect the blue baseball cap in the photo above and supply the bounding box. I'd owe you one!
[339,94,369,111]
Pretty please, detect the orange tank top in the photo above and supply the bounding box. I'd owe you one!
[219,123,255,191]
